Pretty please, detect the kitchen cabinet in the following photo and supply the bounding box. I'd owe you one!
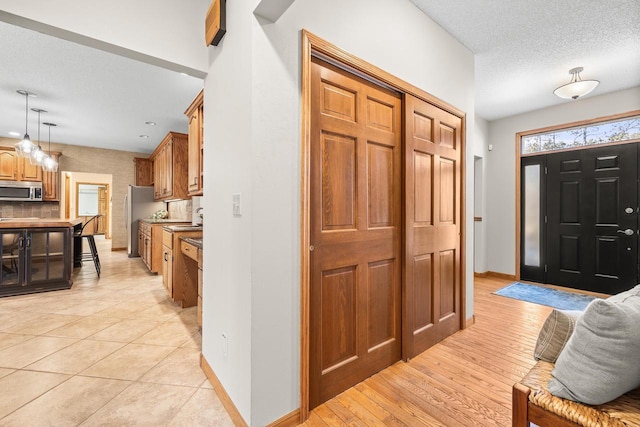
[150,132,188,201]
[134,157,153,186]
[161,226,201,307]
[0,227,73,297]
[181,238,203,327]
[185,90,204,196]
[0,148,42,182]
[42,152,61,201]
[138,221,163,273]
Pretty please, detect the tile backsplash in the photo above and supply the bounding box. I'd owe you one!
[167,199,192,221]
[0,202,60,219]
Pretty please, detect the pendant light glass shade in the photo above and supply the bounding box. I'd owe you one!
[553,67,599,100]
[29,108,47,166]
[42,122,58,173]
[14,90,37,157]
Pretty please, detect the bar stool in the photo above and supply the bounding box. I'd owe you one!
[75,215,101,277]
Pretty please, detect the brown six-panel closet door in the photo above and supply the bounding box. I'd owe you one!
[309,56,462,409]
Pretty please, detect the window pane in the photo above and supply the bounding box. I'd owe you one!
[521,115,640,154]
[524,165,540,267]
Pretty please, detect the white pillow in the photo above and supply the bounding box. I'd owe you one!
[548,285,640,405]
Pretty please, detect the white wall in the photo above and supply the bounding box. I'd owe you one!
[0,0,210,76]
[473,117,490,274]
[485,87,640,276]
[201,0,476,424]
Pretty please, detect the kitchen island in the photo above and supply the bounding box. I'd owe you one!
[0,218,82,297]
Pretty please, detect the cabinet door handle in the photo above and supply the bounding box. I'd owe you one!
[164,253,168,261]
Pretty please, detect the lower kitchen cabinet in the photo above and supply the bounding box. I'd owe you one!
[0,228,72,297]
[161,227,201,308]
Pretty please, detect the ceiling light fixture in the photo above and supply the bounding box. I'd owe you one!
[29,108,48,166]
[14,90,37,157]
[41,122,58,173]
[144,121,156,126]
[553,67,599,100]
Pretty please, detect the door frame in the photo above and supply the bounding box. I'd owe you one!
[75,181,111,239]
[514,110,640,282]
[300,29,467,420]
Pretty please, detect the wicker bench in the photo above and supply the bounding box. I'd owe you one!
[512,360,640,427]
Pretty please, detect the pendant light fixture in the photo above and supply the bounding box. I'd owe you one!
[29,108,48,166]
[553,67,600,100]
[41,122,58,173]
[14,90,37,157]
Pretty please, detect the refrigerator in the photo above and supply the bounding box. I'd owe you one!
[124,185,166,257]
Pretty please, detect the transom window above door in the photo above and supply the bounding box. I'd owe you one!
[521,114,640,155]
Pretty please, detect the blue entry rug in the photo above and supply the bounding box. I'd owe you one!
[493,282,598,311]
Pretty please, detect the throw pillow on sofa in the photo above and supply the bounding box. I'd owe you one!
[534,309,582,363]
[548,284,640,405]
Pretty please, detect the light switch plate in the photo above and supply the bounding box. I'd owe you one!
[232,193,241,217]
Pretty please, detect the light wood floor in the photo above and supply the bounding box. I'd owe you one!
[301,276,553,426]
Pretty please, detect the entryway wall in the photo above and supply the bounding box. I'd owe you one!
[485,87,640,278]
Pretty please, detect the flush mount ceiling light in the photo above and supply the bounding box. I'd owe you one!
[553,67,600,100]
[29,108,48,166]
[41,122,58,173]
[14,90,37,157]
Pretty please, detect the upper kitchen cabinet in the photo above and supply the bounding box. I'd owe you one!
[0,147,42,182]
[150,132,189,201]
[42,152,61,201]
[185,90,204,196]
[134,157,153,186]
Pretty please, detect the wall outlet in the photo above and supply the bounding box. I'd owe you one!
[232,193,241,217]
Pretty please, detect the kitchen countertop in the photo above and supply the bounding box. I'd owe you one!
[0,218,83,229]
[162,225,203,232]
[180,236,202,249]
[139,218,192,224]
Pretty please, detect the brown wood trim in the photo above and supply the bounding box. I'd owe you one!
[515,130,522,281]
[474,271,489,278]
[111,247,127,252]
[465,315,475,328]
[185,89,204,116]
[200,353,249,427]
[266,409,301,427]
[487,271,516,281]
[299,30,313,422]
[302,31,465,119]
[300,29,467,422]
[518,109,640,139]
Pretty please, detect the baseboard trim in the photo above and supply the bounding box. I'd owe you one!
[465,315,475,328]
[475,271,516,281]
[200,353,249,427]
[111,247,127,252]
[266,409,301,427]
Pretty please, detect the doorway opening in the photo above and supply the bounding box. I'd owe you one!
[62,171,113,244]
[516,111,640,294]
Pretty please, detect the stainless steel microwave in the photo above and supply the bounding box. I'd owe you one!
[0,180,43,202]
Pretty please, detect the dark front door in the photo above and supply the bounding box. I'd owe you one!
[546,143,638,294]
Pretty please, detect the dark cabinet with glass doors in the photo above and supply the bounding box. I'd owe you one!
[0,228,72,297]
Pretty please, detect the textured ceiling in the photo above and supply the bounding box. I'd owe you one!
[410,0,640,120]
[0,20,203,154]
[1,2,638,155]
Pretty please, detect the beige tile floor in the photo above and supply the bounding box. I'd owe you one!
[0,236,234,426]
